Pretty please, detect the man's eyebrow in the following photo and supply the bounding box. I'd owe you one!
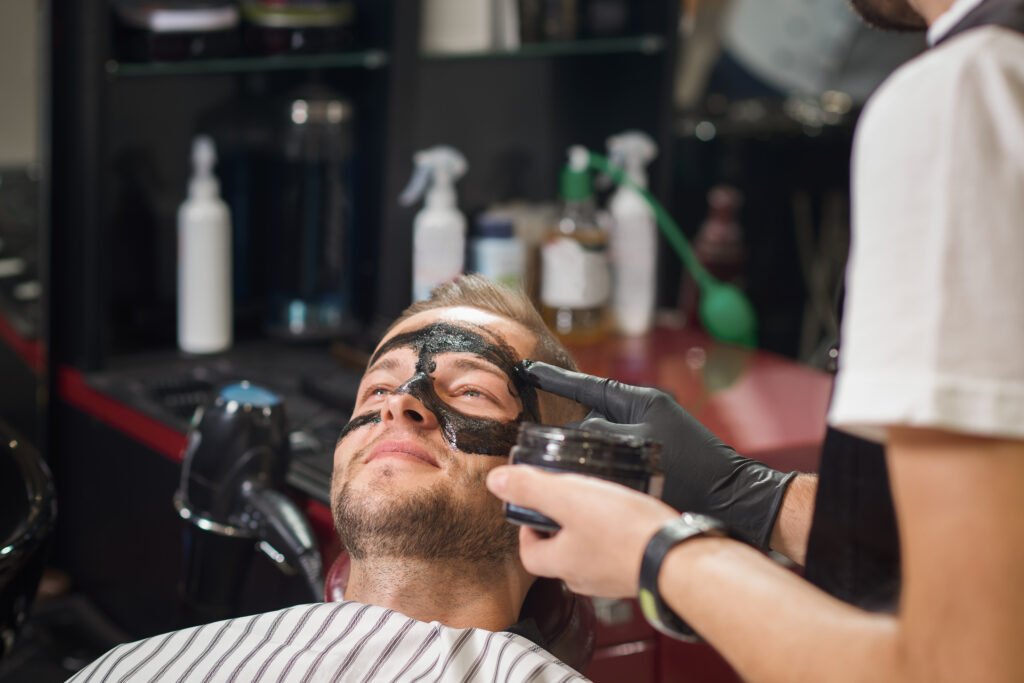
[446,357,518,396]
[364,355,403,376]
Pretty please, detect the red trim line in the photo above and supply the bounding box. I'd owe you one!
[0,313,44,372]
[58,365,188,462]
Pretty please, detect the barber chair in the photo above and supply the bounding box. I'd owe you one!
[323,552,597,672]
[0,424,56,660]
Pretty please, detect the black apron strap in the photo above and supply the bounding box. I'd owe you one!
[935,0,1024,46]
[804,426,901,610]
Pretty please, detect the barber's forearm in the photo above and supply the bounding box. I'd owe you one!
[659,536,901,683]
[769,473,817,565]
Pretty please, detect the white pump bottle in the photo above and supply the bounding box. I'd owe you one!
[607,131,658,336]
[177,135,232,354]
[400,146,468,302]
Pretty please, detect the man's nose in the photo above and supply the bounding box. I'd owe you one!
[382,390,440,429]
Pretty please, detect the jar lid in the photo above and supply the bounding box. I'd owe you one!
[516,423,662,473]
[113,1,240,33]
[474,213,515,239]
[241,0,355,28]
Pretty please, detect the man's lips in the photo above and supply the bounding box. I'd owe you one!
[364,440,440,468]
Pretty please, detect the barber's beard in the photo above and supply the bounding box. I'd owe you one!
[332,471,519,565]
[847,0,928,31]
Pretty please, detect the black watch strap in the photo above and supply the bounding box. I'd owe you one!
[638,512,729,641]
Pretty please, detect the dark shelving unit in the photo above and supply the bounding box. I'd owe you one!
[43,2,684,675]
[106,48,390,77]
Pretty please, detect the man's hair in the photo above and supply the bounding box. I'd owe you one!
[389,274,578,373]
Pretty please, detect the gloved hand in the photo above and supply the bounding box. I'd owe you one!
[520,361,796,551]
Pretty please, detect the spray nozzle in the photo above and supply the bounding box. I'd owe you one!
[567,145,590,172]
[606,131,657,187]
[399,145,468,208]
[188,135,220,200]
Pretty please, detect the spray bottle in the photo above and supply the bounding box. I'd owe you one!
[400,146,468,302]
[178,135,232,354]
[607,130,658,336]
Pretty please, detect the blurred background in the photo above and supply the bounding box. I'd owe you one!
[0,1,923,681]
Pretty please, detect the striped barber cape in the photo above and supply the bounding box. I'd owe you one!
[67,601,591,683]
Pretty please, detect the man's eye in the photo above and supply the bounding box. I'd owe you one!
[453,386,493,402]
[363,385,392,401]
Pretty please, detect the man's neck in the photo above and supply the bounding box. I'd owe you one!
[914,0,963,24]
[344,556,532,632]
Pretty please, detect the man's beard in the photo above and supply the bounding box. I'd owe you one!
[848,0,928,31]
[332,472,519,565]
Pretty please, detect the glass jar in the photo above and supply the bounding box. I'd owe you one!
[265,85,357,340]
[112,0,241,62]
[240,0,356,56]
[505,424,663,532]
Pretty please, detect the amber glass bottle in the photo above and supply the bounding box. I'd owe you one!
[540,164,611,344]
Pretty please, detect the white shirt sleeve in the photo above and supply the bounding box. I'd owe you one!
[828,27,1024,444]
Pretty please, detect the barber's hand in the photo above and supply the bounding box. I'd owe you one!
[521,361,796,550]
[487,465,678,598]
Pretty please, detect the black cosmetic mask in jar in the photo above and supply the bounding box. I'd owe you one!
[505,424,663,532]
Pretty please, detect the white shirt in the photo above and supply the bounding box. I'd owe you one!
[828,18,1024,443]
[67,602,589,683]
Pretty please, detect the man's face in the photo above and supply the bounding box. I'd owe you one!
[331,306,540,564]
[847,0,928,31]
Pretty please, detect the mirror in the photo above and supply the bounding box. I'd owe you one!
[666,0,925,362]
[0,0,46,449]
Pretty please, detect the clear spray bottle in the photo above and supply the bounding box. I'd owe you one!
[400,146,469,302]
[607,131,658,336]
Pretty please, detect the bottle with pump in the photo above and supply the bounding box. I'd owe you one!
[400,146,468,302]
[607,131,658,336]
[540,146,610,343]
[178,135,232,354]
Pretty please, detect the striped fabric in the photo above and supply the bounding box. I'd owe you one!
[67,602,590,682]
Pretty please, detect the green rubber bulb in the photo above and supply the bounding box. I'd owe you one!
[699,281,758,348]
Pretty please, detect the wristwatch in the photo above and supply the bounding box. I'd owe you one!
[638,512,729,641]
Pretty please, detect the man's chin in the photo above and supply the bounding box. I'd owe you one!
[848,0,927,31]
[332,478,519,564]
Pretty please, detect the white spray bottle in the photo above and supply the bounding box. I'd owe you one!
[400,146,468,301]
[178,135,232,354]
[607,131,658,335]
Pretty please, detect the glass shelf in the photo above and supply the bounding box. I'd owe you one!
[106,49,389,78]
[421,35,665,62]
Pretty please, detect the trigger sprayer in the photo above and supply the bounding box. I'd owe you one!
[608,130,657,188]
[400,146,469,301]
[578,145,758,347]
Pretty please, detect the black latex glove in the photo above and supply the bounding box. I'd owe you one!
[520,361,796,551]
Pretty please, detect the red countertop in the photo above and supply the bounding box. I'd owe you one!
[567,327,832,473]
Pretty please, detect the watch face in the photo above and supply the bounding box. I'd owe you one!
[678,512,728,537]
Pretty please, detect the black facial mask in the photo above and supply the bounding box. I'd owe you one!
[338,322,540,457]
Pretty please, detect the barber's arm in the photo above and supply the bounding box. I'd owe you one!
[519,361,815,563]
[487,428,1024,683]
